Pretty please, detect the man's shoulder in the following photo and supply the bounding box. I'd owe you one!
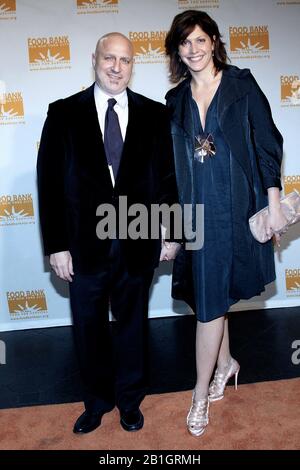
[127,88,166,111]
[48,85,94,112]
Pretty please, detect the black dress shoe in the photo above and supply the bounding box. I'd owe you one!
[120,409,144,432]
[73,410,104,434]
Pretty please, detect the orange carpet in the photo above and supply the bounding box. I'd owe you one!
[0,378,299,450]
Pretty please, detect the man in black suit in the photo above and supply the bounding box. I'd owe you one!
[37,33,179,434]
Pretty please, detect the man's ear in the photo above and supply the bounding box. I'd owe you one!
[92,53,96,69]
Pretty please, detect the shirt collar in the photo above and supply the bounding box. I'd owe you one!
[94,82,128,109]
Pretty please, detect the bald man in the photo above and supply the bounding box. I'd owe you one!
[37,33,178,434]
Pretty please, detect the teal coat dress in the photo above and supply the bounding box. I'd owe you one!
[166,65,283,320]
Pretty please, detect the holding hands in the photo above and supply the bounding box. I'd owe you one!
[160,241,181,261]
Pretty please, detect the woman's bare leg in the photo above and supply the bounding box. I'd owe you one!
[216,316,232,371]
[194,316,225,401]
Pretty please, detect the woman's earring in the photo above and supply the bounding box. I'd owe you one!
[212,50,214,57]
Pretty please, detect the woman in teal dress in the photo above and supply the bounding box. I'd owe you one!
[165,10,287,436]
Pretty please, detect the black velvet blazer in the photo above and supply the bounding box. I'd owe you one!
[37,84,178,274]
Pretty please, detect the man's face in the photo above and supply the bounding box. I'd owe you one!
[92,35,134,96]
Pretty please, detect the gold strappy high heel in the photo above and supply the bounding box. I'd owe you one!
[186,394,209,437]
[208,357,240,402]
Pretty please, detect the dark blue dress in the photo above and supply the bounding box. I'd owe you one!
[190,85,239,322]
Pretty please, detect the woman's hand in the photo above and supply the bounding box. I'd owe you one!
[267,187,288,247]
[267,207,288,246]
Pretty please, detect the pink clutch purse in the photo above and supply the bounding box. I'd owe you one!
[249,190,300,243]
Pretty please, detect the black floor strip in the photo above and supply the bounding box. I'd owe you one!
[0,306,299,409]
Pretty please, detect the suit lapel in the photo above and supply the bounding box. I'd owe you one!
[169,79,194,139]
[217,69,253,181]
[217,68,251,126]
[77,84,113,188]
[114,88,144,189]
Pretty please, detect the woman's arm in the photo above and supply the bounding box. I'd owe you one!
[267,187,288,246]
[248,74,287,245]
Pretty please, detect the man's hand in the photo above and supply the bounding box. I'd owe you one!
[49,251,74,282]
[160,242,181,261]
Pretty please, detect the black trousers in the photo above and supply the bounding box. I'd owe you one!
[69,240,154,413]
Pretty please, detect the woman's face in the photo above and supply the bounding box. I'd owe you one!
[178,25,214,74]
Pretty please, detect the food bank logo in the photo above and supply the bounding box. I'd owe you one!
[77,0,118,14]
[0,91,24,125]
[0,0,16,19]
[281,75,300,106]
[0,194,35,226]
[7,290,48,321]
[284,176,300,195]
[28,36,71,71]
[178,0,219,9]
[129,31,167,64]
[286,269,300,296]
[229,25,270,59]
